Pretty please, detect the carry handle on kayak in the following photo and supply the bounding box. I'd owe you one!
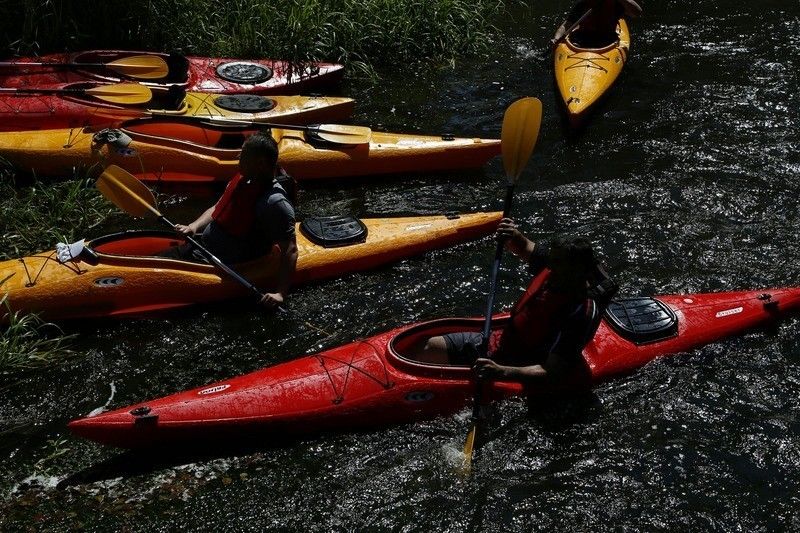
[462,97,542,474]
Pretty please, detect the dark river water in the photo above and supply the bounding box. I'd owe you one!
[3,0,800,530]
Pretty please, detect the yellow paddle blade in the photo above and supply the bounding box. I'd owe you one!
[501,97,542,182]
[462,424,477,473]
[85,83,153,105]
[313,124,372,144]
[97,165,160,218]
[106,55,169,80]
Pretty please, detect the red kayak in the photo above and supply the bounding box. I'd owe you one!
[0,50,344,95]
[69,288,800,448]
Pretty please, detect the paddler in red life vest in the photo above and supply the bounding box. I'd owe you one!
[161,132,298,309]
[417,218,615,384]
[551,0,642,48]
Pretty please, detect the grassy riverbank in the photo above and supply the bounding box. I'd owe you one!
[0,175,115,261]
[1,0,506,73]
[0,176,111,374]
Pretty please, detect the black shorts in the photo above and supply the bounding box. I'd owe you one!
[442,331,485,365]
[157,242,208,263]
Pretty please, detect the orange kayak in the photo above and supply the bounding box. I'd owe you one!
[0,118,501,185]
[554,18,630,125]
[0,212,501,321]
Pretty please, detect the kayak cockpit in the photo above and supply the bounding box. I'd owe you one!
[88,230,185,257]
[566,19,625,52]
[386,316,511,377]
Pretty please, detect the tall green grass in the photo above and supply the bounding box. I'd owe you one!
[0,0,505,72]
[0,173,116,260]
[0,295,78,374]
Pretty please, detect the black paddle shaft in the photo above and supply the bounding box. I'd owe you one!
[0,87,91,96]
[157,215,264,300]
[473,182,515,419]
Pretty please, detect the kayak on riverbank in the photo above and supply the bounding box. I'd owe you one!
[0,212,501,321]
[0,50,345,95]
[0,118,501,185]
[0,85,355,130]
[69,287,800,448]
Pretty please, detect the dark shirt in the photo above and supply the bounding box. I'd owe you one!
[202,181,295,264]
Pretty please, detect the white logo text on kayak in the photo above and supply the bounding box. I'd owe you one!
[715,307,743,318]
[198,384,230,395]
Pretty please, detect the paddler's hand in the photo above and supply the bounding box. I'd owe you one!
[174,223,196,236]
[473,358,507,380]
[497,218,531,256]
[260,292,285,310]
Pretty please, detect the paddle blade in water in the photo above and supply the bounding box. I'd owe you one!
[85,83,153,105]
[462,424,477,473]
[106,55,169,80]
[501,97,542,182]
[97,165,159,218]
[313,124,372,144]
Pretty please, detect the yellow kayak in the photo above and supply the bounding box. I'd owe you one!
[0,84,355,131]
[554,18,630,125]
[0,119,501,185]
[0,213,501,321]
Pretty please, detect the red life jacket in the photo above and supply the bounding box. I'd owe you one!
[211,173,270,237]
[493,268,590,365]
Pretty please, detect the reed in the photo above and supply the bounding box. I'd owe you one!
[0,295,78,374]
[0,0,505,73]
[0,174,116,260]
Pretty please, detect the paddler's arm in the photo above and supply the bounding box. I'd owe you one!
[473,352,570,384]
[175,206,214,236]
[259,195,297,309]
[261,236,298,308]
[497,218,537,262]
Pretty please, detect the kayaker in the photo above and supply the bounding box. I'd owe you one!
[160,131,298,309]
[551,0,642,48]
[415,218,615,384]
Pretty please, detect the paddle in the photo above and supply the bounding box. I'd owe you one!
[96,165,268,302]
[462,97,543,472]
[0,55,169,80]
[199,119,373,145]
[0,82,153,105]
[551,8,593,47]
